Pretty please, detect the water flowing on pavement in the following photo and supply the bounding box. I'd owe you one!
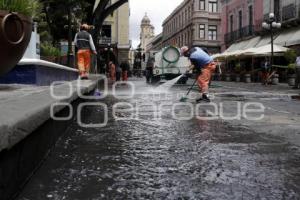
[18,80,300,200]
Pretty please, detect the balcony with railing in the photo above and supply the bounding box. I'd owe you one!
[224,25,255,45]
[282,4,297,21]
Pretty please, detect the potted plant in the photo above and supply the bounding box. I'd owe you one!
[284,49,297,86]
[0,0,41,76]
[234,63,241,82]
[40,42,61,63]
[287,64,296,86]
[244,72,251,83]
[225,72,231,81]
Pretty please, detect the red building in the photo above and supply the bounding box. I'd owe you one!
[221,0,263,51]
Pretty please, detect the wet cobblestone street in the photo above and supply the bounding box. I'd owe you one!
[19,80,300,200]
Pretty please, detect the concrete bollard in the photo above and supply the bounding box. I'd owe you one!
[235,75,240,82]
[244,74,251,83]
[288,74,296,86]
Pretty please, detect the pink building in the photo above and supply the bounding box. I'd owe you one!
[221,0,264,51]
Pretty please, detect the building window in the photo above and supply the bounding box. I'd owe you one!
[199,24,205,39]
[179,15,181,26]
[199,0,205,10]
[208,25,217,40]
[229,15,234,32]
[238,10,243,38]
[248,5,253,25]
[238,10,242,30]
[208,0,218,13]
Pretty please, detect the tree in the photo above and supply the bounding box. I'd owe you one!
[37,0,128,66]
[91,0,128,43]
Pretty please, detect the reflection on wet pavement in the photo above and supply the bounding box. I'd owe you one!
[19,80,300,200]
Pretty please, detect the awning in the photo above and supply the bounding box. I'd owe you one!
[242,36,261,49]
[214,44,289,59]
[225,40,251,53]
[273,30,294,46]
[286,28,300,46]
[255,36,271,47]
[248,44,289,56]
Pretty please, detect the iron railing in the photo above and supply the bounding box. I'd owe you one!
[224,25,255,44]
[282,4,296,21]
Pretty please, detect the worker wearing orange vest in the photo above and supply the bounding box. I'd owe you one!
[74,24,97,79]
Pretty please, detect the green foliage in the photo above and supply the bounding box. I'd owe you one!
[34,12,52,42]
[287,63,296,74]
[284,49,297,64]
[38,0,92,44]
[0,0,42,17]
[40,42,61,57]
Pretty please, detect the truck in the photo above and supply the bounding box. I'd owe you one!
[150,46,191,84]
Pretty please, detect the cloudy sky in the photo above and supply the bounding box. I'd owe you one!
[129,0,184,48]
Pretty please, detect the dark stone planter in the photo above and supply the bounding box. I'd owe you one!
[225,74,231,81]
[244,74,251,83]
[288,74,296,86]
[0,10,32,76]
[235,75,241,82]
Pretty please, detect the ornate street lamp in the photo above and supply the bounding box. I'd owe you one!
[262,13,281,70]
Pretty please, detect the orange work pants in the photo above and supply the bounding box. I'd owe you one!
[197,62,216,94]
[110,64,116,82]
[77,49,91,77]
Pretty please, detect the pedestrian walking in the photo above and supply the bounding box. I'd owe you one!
[109,61,116,82]
[74,24,97,79]
[145,58,154,83]
[116,62,122,82]
[120,61,129,81]
[294,56,300,89]
[261,58,270,85]
[181,46,216,102]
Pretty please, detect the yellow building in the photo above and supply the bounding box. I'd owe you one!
[97,0,131,64]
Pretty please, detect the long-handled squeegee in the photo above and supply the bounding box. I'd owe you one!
[179,77,198,102]
[93,54,102,97]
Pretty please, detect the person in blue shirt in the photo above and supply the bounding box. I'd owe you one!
[181,46,216,102]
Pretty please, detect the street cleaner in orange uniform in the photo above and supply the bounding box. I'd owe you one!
[74,24,97,79]
[181,46,216,103]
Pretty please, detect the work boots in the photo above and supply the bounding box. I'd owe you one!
[196,93,211,103]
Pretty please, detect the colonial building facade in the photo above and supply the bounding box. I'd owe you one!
[146,33,163,53]
[221,0,300,53]
[263,0,300,23]
[221,0,264,50]
[98,0,131,63]
[162,0,221,54]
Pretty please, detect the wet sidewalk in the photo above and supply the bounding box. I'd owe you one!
[17,79,300,200]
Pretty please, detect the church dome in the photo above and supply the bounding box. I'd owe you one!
[141,13,151,25]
